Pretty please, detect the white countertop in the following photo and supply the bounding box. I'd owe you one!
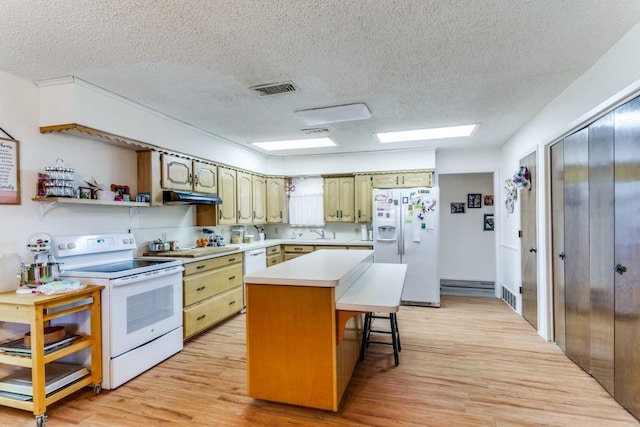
[244,249,374,287]
[140,238,374,262]
[335,263,407,312]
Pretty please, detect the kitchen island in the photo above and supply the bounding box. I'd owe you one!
[244,249,406,411]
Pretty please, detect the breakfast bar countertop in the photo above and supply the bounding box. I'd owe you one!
[243,249,374,287]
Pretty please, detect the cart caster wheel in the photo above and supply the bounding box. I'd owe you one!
[93,384,102,395]
[35,414,48,427]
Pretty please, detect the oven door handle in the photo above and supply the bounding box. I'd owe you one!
[110,265,184,287]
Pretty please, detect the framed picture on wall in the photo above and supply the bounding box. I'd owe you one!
[467,193,481,208]
[451,202,465,213]
[484,195,494,206]
[484,214,495,231]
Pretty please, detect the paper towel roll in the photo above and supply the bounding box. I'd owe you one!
[361,224,368,241]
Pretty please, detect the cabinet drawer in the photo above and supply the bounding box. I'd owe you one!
[266,245,281,255]
[283,253,307,261]
[183,253,242,275]
[184,264,243,306]
[183,286,243,339]
[283,245,314,253]
[267,253,281,267]
[347,245,373,250]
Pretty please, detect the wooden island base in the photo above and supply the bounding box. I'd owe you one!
[244,250,406,411]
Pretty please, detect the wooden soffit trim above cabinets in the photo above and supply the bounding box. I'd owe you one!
[40,123,159,152]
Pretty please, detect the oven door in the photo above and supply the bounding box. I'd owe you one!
[109,266,184,357]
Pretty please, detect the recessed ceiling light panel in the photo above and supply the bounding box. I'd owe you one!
[252,137,336,151]
[376,124,478,143]
[295,103,371,125]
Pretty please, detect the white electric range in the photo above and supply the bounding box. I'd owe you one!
[53,233,184,390]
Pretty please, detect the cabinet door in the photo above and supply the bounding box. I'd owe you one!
[218,166,237,225]
[252,175,267,224]
[162,154,192,191]
[614,97,640,419]
[266,177,285,223]
[371,174,399,188]
[339,177,355,222]
[400,171,432,188]
[354,175,372,223]
[324,178,341,222]
[237,171,253,224]
[193,161,217,194]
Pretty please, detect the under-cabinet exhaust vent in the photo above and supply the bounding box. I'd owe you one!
[250,81,298,96]
[502,286,517,311]
[301,127,330,135]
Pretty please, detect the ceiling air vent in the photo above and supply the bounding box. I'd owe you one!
[250,81,298,97]
[301,128,330,135]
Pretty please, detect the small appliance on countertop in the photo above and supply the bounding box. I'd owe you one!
[202,228,225,246]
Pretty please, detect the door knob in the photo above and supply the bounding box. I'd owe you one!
[559,251,565,260]
[529,247,537,253]
[614,264,627,275]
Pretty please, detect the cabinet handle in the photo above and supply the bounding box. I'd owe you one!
[197,314,207,321]
[340,210,343,218]
[219,209,223,219]
[396,177,399,185]
[188,173,193,185]
[529,247,537,253]
[196,265,206,269]
[615,264,627,275]
[228,300,236,306]
[295,247,303,251]
[196,286,206,291]
[228,257,236,262]
[336,210,339,218]
[280,210,282,218]
[559,251,565,260]
[237,210,241,219]
[253,210,256,219]
[358,209,361,219]
[229,275,236,280]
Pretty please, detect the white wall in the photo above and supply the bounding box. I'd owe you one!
[439,173,495,283]
[499,22,640,340]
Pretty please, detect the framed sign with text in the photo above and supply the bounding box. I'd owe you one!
[0,137,20,204]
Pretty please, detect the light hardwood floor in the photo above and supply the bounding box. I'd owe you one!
[1,296,638,426]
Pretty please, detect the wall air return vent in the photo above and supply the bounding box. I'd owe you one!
[250,81,298,96]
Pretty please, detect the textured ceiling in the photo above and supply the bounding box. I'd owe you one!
[2,0,640,157]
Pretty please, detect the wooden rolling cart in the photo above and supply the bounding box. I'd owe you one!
[0,285,103,426]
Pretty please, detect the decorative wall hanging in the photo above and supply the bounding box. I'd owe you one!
[512,165,530,190]
[504,179,517,214]
[450,202,465,213]
[0,126,20,205]
[484,214,495,231]
[483,195,494,206]
[467,193,481,208]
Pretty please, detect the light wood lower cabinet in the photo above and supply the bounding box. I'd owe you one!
[183,254,243,340]
[266,245,282,266]
[282,244,314,261]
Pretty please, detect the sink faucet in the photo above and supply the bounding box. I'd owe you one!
[311,230,326,239]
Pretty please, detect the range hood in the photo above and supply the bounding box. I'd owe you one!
[162,190,222,205]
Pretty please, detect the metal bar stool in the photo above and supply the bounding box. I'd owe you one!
[359,311,401,365]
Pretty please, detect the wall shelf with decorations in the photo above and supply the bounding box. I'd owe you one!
[32,197,150,218]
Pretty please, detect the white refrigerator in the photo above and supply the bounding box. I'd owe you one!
[372,187,440,307]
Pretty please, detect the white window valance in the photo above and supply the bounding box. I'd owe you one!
[288,177,325,227]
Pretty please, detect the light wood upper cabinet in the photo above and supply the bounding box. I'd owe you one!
[324,177,354,222]
[162,154,218,194]
[371,171,432,188]
[236,171,253,224]
[354,175,372,223]
[252,175,267,224]
[193,161,217,194]
[162,154,193,192]
[266,177,286,223]
[218,166,237,225]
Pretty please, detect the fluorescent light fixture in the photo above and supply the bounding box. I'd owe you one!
[295,103,371,125]
[376,124,478,143]
[252,137,336,151]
